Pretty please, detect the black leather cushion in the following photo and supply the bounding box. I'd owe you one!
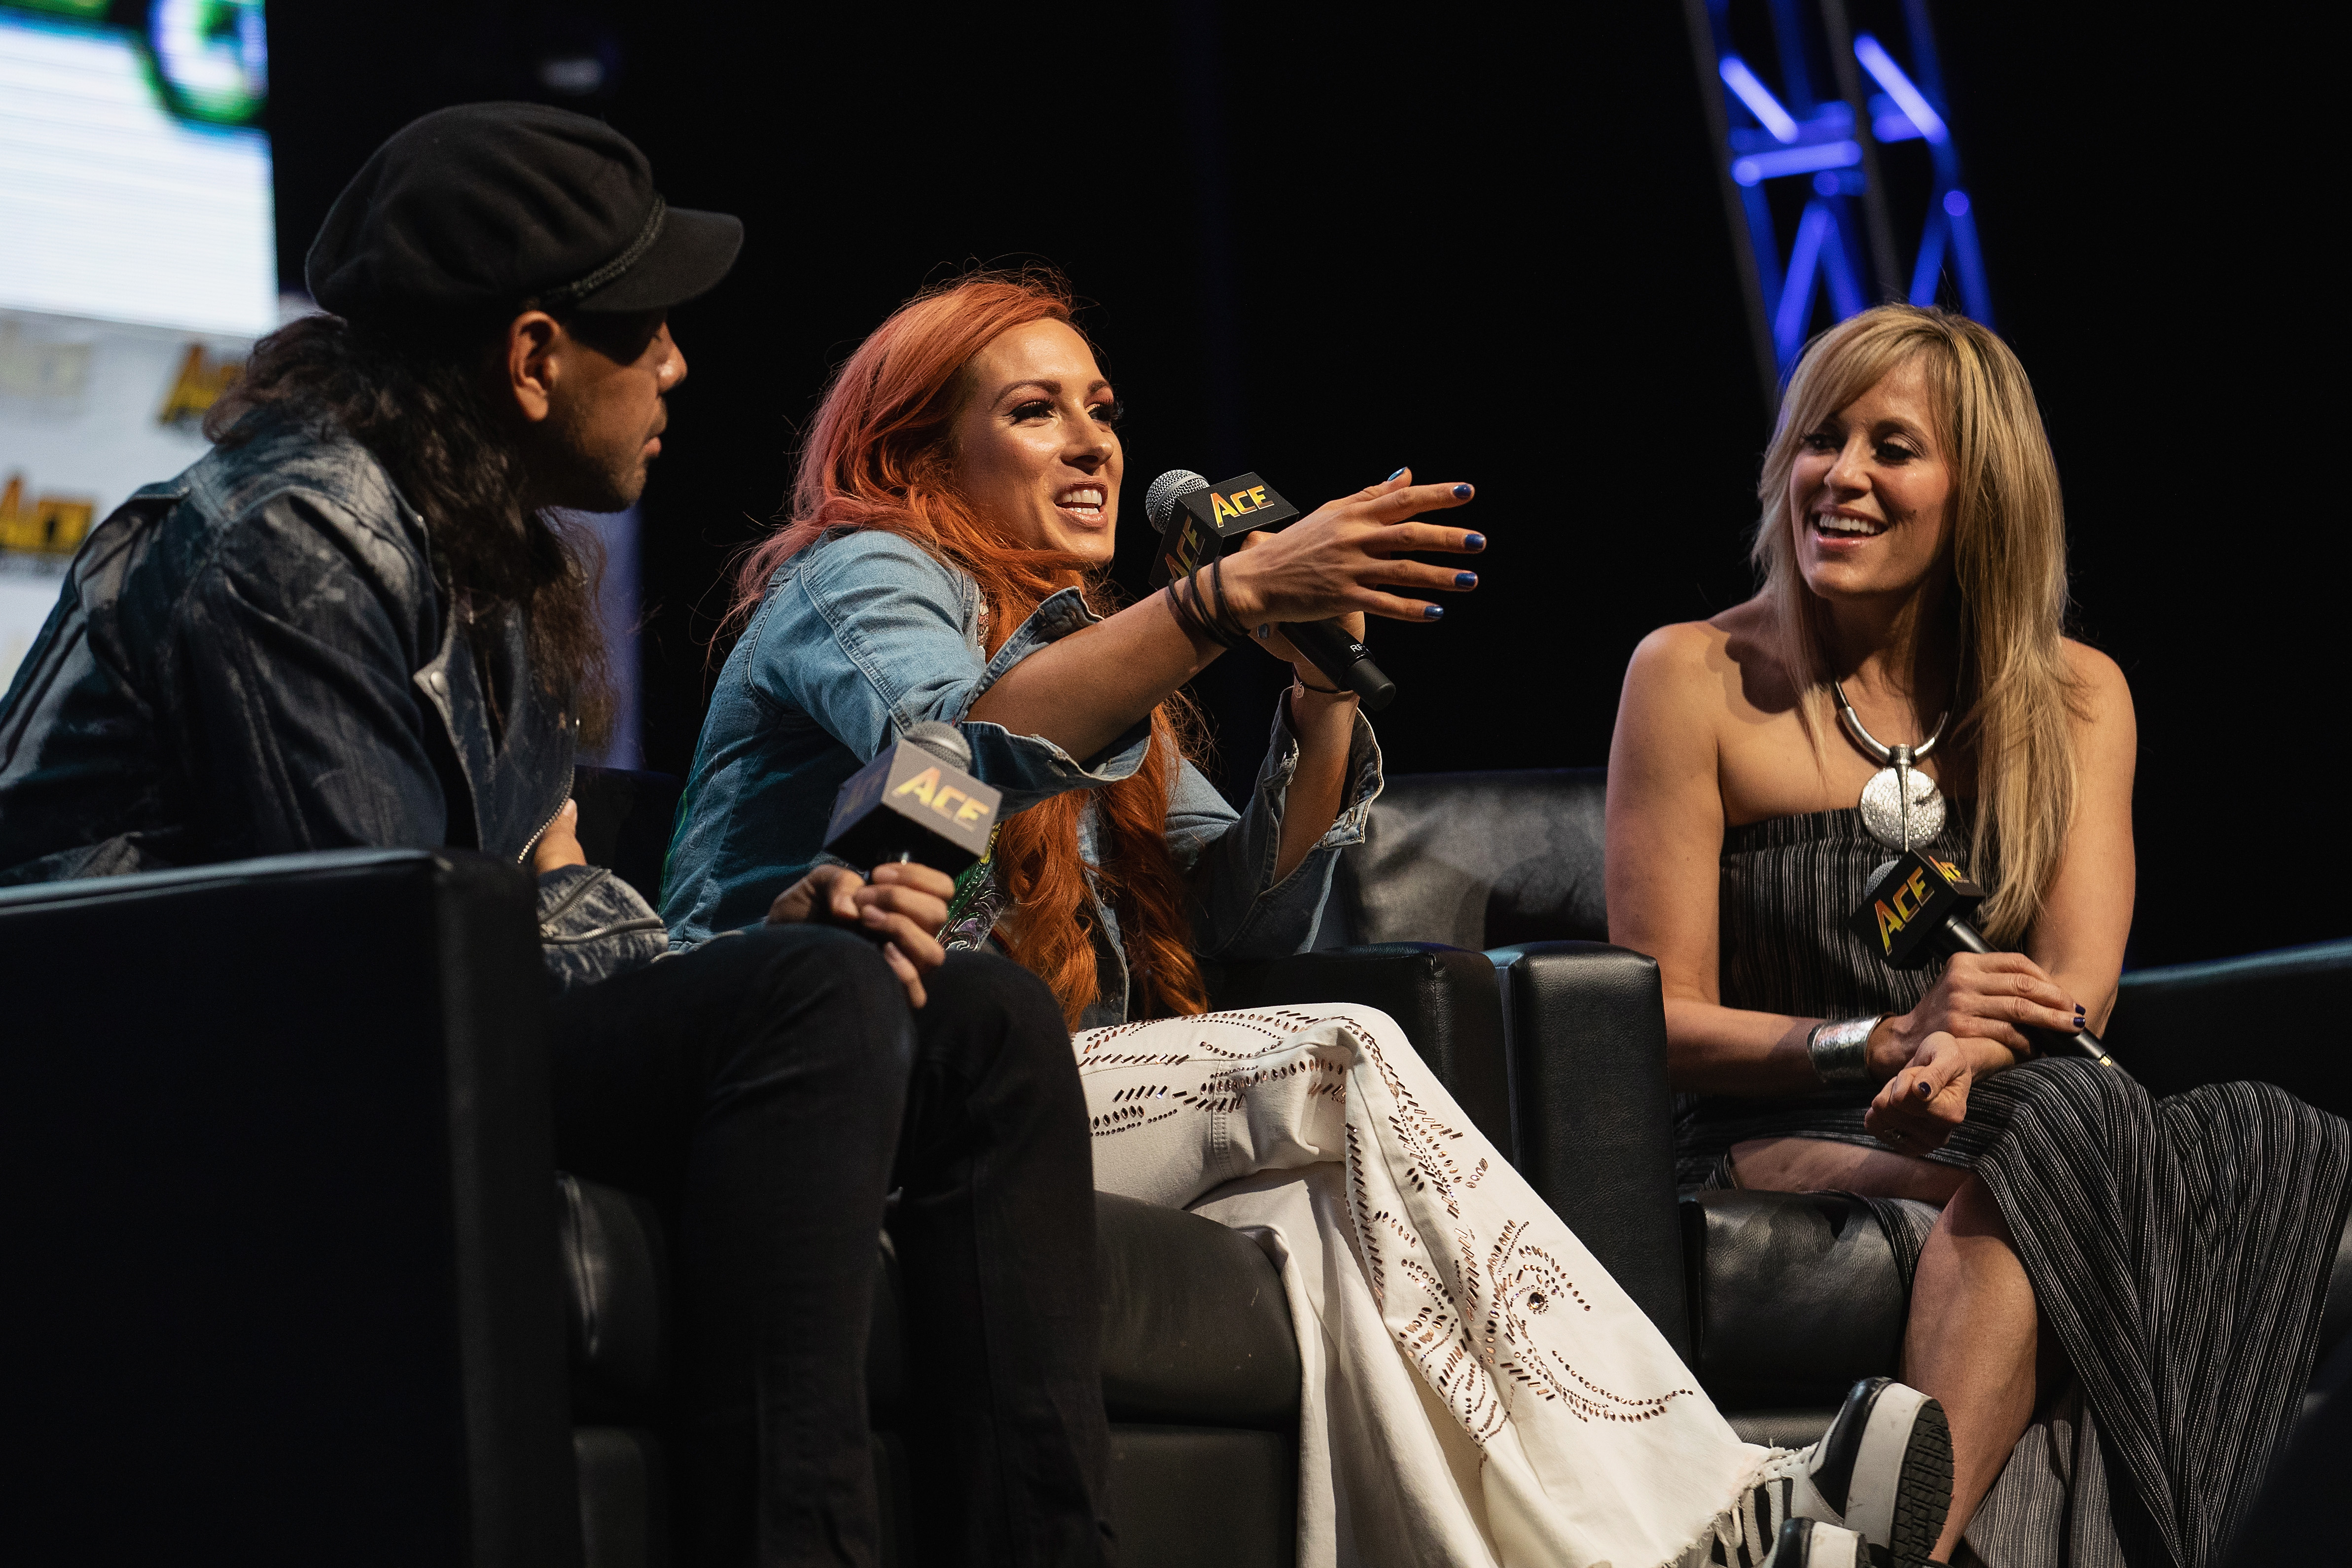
[1207,942,1514,1163]
[1680,1191,1907,1409]
[2321,1213,2352,1366]
[2111,937,2352,1119]
[571,766,686,908]
[1727,1409,1837,1450]
[868,1193,1300,1430]
[1328,768,1608,949]
[1105,1425,1296,1568]
[575,1426,668,1568]
[1094,1193,1301,1426]
[1495,942,1690,1359]
[559,1175,672,1420]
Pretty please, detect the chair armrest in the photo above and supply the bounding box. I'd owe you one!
[0,849,578,1564]
[2109,937,2352,1116]
[1205,942,1513,1162]
[1488,940,1690,1358]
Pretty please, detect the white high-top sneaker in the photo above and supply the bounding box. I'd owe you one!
[1681,1378,1953,1568]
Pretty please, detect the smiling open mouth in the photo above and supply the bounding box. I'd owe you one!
[1056,485,1106,520]
[1813,510,1888,539]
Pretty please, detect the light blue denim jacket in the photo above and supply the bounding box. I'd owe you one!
[660,529,1383,1025]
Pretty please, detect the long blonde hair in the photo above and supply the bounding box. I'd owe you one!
[1752,305,2081,944]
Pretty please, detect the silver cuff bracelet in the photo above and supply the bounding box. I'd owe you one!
[1808,1016,1879,1084]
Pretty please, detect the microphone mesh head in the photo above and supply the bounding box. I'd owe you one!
[904,720,973,772]
[1145,469,1210,532]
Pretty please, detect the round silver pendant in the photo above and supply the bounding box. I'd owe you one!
[1859,765,1945,849]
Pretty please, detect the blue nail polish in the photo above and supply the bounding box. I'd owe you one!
[1453,483,1473,499]
[1463,532,1486,550]
[1387,467,1407,481]
[1455,571,1478,588]
[1423,605,1445,620]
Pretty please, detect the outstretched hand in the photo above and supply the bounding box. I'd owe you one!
[768,861,955,1008]
[1220,468,1483,631]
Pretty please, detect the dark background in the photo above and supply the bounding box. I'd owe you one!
[265,2,2343,968]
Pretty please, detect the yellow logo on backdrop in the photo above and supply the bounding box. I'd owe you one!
[0,472,96,557]
[157,343,244,429]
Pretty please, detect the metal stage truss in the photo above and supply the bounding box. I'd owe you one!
[1683,0,1989,402]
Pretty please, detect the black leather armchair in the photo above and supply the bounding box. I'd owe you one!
[1323,766,2352,1455]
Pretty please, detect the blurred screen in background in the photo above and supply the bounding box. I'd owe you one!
[0,0,279,688]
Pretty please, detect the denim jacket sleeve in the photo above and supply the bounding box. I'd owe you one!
[537,864,668,992]
[751,530,1150,811]
[1170,697,1384,960]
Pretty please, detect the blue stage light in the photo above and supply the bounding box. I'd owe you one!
[1732,140,1861,186]
[1853,35,1947,144]
[1718,56,1799,143]
[1690,1,1993,391]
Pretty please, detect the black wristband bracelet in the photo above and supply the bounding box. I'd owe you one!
[1165,572,1247,650]
[1205,553,1255,647]
[1292,674,1346,695]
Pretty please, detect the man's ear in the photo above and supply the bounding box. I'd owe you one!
[500,310,565,424]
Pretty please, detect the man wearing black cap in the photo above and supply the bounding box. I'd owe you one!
[0,104,1112,1565]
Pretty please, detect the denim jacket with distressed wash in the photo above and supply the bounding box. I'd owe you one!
[660,528,1383,1027]
[0,409,662,989]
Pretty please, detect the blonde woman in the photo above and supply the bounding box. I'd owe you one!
[1607,303,2348,1561]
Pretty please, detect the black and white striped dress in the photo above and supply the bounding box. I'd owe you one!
[1680,807,2351,1566]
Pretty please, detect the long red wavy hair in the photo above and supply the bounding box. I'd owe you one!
[727,270,1209,1027]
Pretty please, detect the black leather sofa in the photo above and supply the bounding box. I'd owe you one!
[1322,765,2352,1463]
[0,767,1682,1566]
[9,763,2341,1563]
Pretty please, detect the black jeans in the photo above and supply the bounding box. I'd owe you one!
[549,924,1112,1567]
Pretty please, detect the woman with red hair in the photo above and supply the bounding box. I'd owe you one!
[664,273,1957,1568]
[664,270,1479,1016]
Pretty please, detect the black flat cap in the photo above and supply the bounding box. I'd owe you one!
[306,102,742,321]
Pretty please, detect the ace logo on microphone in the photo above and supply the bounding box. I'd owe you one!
[1849,848,1984,968]
[1149,472,1302,587]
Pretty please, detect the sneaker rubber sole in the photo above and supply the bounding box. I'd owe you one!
[1843,1385,1952,1568]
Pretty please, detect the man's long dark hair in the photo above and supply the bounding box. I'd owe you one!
[205,312,612,745]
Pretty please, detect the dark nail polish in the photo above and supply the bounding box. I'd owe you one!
[1916,1081,1931,1098]
[1387,467,1407,481]
[1463,532,1486,550]
[1455,571,1478,588]
[1423,605,1445,620]
[1452,483,1473,499]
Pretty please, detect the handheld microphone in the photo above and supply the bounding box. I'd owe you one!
[822,720,1001,876]
[1144,468,1399,712]
[1847,849,2122,1070]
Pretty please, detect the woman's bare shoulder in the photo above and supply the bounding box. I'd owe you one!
[1625,600,1788,717]
[2061,637,2135,719]
[1629,616,1727,674]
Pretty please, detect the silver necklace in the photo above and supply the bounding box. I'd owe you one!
[1831,678,1951,850]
